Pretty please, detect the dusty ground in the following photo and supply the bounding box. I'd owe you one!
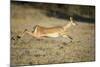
[10,2,95,66]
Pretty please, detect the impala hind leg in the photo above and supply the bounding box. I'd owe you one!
[16,29,28,39]
[35,36,47,41]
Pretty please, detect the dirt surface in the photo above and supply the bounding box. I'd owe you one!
[11,2,95,66]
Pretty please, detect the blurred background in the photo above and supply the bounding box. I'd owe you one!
[11,1,95,23]
[11,1,95,66]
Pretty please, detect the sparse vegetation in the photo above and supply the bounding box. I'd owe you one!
[11,1,95,66]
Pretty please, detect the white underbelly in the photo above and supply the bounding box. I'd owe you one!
[45,33,59,37]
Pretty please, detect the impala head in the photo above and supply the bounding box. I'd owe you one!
[69,17,77,26]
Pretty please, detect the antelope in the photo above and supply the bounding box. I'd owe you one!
[17,17,77,40]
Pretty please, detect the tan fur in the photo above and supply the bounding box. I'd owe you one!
[19,17,77,39]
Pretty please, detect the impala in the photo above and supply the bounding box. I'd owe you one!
[17,17,77,40]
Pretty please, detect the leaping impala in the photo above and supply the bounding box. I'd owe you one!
[17,17,77,40]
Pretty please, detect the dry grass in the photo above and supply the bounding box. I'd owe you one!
[10,2,95,66]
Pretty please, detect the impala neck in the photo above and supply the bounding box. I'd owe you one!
[63,22,72,30]
[63,17,74,30]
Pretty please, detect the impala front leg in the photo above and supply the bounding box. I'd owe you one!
[67,35,73,40]
[61,32,73,40]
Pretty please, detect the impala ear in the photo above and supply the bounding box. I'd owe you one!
[70,17,73,22]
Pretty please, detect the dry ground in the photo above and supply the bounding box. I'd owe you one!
[11,2,95,66]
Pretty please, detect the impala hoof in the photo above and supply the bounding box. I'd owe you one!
[17,35,21,39]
